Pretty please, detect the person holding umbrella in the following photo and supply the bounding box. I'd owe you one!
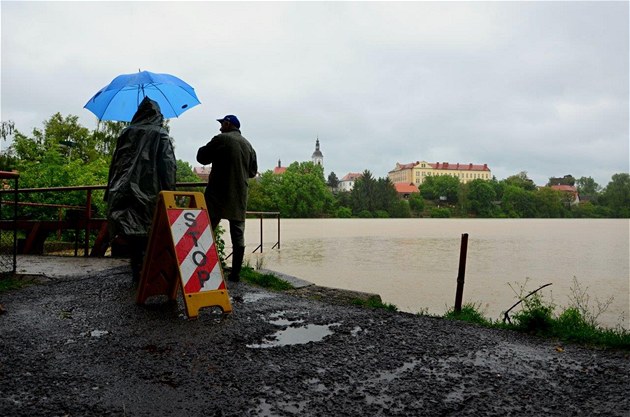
[105,96,177,284]
[197,115,257,283]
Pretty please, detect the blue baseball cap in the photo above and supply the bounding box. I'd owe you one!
[217,115,240,129]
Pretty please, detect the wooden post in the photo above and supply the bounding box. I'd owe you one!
[454,233,469,313]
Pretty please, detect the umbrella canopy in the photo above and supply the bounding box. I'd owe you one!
[84,71,201,122]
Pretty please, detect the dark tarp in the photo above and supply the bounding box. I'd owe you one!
[105,97,177,238]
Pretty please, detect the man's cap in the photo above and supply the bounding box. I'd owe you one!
[217,115,240,129]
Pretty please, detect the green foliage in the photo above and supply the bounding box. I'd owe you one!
[374,210,389,218]
[464,179,497,217]
[502,171,537,191]
[600,173,630,218]
[501,185,537,217]
[357,209,372,218]
[408,192,425,215]
[351,296,398,312]
[0,276,31,293]
[430,207,451,218]
[327,171,340,189]
[213,224,227,270]
[249,162,334,217]
[175,159,202,184]
[336,206,352,218]
[510,293,555,333]
[444,303,492,326]
[239,267,294,291]
[420,175,460,203]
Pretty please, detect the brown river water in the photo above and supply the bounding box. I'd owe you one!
[232,218,629,329]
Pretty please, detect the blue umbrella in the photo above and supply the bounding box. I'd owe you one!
[84,70,201,122]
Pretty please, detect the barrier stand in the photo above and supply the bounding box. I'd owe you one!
[136,191,232,318]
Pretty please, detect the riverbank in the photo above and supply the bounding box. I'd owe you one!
[1,256,629,416]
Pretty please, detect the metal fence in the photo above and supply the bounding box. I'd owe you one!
[0,171,19,275]
[0,181,280,258]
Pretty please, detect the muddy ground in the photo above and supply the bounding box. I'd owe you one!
[0,262,628,416]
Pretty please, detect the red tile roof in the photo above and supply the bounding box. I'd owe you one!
[341,172,362,181]
[273,166,287,175]
[550,185,577,193]
[391,161,490,172]
[394,183,419,193]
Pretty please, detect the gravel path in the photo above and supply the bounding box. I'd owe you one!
[1,264,628,416]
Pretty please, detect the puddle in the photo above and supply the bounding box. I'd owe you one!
[247,322,340,349]
[241,292,275,303]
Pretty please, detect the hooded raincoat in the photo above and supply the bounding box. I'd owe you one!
[105,97,177,238]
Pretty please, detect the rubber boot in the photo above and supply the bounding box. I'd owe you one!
[228,246,245,282]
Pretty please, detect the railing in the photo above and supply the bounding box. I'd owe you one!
[0,182,280,257]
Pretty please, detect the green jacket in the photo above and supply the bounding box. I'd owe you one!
[196,128,257,221]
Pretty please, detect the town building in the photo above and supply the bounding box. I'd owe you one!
[273,159,287,175]
[388,161,492,185]
[549,184,580,205]
[394,183,419,199]
[338,172,362,192]
[193,166,211,182]
[311,138,323,169]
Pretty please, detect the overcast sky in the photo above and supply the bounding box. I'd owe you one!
[2,1,628,187]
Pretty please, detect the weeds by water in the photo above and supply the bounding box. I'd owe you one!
[351,296,398,312]
[240,266,294,291]
[444,277,630,350]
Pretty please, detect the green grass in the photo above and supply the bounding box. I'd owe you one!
[0,275,31,293]
[444,303,492,326]
[445,295,630,350]
[239,267,294,291]
[351,296,398,312]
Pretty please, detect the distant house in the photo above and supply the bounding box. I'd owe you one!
[388,161,491,185]
[273,159,287,175]
[550,184,580,205]
[193,166,211,182]
[394,183,419,199]
[338,172,362,192]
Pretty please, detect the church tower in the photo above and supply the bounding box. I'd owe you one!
[311,138,324,169]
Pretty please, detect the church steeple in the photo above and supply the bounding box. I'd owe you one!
[311,137,323,168]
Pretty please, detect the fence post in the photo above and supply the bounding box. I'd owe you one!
[454,233,469,313]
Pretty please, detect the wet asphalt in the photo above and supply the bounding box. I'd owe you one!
[0,257,628,416]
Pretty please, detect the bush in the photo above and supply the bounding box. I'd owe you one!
[444,303,492,326]
[430,207,451,218]
[374,210,390,218]
[357,210,372,218]
[336,206,352,218]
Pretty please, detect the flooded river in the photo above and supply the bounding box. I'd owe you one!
[234,218,629,329]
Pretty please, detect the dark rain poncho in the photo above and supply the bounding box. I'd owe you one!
[105,97,177,238]
[196,128,257,221]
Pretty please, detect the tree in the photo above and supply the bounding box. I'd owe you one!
[502,171,537,191]
[465,179,497,217]
[501,185,537,218]
[534,187,567,218]
[251,162,334,218]
[575,176,601,202]
[327,171,340,190]
[420,175,460,203]
[408,192,425,216]
[600,173,630,218]
[351,170,376,215]
[175,160,202,184]
[547,175,575,187]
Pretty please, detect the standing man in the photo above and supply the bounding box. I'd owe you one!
[197,115,258,282]
[105,96,177,284]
